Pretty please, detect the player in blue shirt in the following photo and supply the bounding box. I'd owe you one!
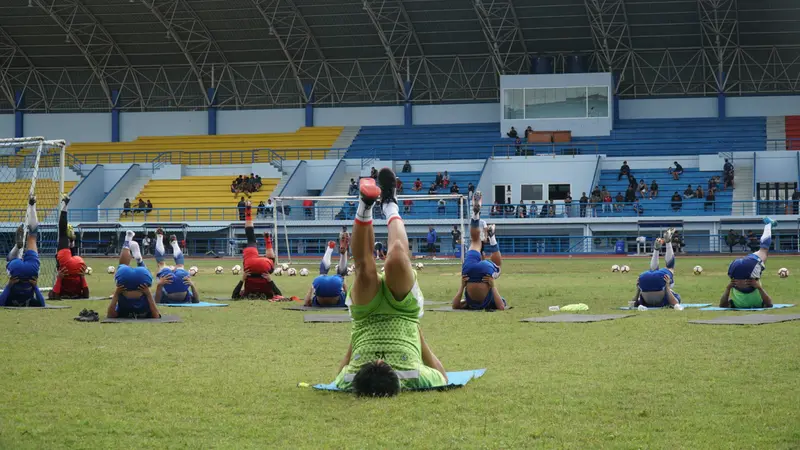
[631,229,683,310]
[106,231,160,319]
[453,191,506,310]
[153,229,199,304]
[303,238,349,307]
[1,196,45,307]
[720,218,777,309]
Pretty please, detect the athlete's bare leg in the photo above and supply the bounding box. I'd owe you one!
[350,179,381,306]
[377,169,415,301]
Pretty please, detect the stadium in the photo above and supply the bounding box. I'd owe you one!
[1,0,799,447]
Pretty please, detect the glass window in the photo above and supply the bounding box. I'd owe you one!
[504,89,524,119]
[548,184,571,200]
[524,87,587,119]
[521,184,543,201]
[587,86,609,117]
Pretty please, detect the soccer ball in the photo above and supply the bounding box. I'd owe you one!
[281,263,290,272]
[214,266,224,274]
[189,266,199,276]
[107,266,116,274]
[232,265,241,275]
[273,268,283,276]
[693,265,703,275]
[287,268,298,276]
[611,264,620,273]
[299,268,309,276]
[347,265,355,275]
[415,262,424,270]
[620,265,630,273]
[85,267,93,275]
[778,268,790,278]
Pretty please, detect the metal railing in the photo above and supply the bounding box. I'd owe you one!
[67,147,347,166]
[492,142,599,158]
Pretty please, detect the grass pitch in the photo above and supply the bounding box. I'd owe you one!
[1,255,799,449]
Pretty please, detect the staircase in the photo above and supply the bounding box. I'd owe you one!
[325,172,357,197]
[766,117,786,151]
[329,126,360,159]
[731,165,755,216]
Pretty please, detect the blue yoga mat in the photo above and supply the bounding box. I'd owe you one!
[616,303,711,310]
[311,369,487,392]
[699,303,795,312]
[161,302,229,308]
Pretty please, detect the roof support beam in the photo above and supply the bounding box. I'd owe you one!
[249,0,335,103]
[697,0,740,92]
[0,25,41,109]
[584,0,635,94]
[362,0,421,96]
[473,0,529,75]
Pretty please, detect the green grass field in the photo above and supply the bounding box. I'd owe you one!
[2,255,799,449]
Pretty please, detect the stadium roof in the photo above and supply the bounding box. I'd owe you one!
[1,0,799,112]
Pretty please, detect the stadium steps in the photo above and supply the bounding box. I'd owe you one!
[731,166,755,216]
[767,117,786,150]
[118,176,279,222]
[596,168,733,217]
[329,127,360,158]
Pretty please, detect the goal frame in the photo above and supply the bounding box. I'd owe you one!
[273,194,467,265]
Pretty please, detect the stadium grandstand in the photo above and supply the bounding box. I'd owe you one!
[2,1,800,447]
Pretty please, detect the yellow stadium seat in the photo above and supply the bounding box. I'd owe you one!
[0,180,77,222]
[118,176,279,222]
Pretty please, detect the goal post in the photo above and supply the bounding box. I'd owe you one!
[0,137,67,289]
[273,194,467,266]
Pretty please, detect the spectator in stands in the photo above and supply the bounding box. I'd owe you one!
[231,180,238,195]
[257,201,266,218]
[704,188,716,212]
[303,199,314,220]
[451,225,461,253]
[530,201,538,218]
[123,198,132,217]
[402,160,412,173]
[524,126,533,139]
[579,193,588,217]
[564,193,573,217]
[370,167,378,180]
[254,175,262,191]
[588,194,600,218]
[435,172,444,188]
[614,192,624,212]
[649,180,659,199]
[633,199,644,216]
[450,182,460,194]
[695,185,704,200]
[723,163,734,190]
[548,200,556,217]
[683,185,695,199]
[403,198,413,215]
[671,161,684,180]
[346,201,356,219]
[637,179,648,198]
[443,171,450,188]
[282,203,291,217]
[514,137,522,155]
[708,175,720,193]
[726,230,739,253]
[467,182,475,203]
[348,178,358,196]
[426,226,437,258]
[437,199,446,216]
[413,178,422,192]
[792,188,800,214]
[396,178,403,194]
[538,201,548,218]
[627,173,637,189]
[146,200,153,214]
[507,127,518,138]
[428,182,437,195]
[137,198,146,215]
[671,192,682,211]
[265,199,274,219]
[723,158,733,174]
[237,197,246,220]
[625,185,636,204]
[600,185,610,200]
[591,185,601,199]
[618,161,630,181]
[142,235,151,256]
[603,191,612,213]
[516,202,527,218]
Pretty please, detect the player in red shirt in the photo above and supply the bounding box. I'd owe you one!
[232,200,282,299]
[50,195,89,300]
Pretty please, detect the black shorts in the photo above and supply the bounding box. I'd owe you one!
[427,243,436,252]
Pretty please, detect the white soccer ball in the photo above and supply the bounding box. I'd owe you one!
[280,263,290,272]
[778,268,790,278]
[287,268,297,276]
[107,266,116,274]
[214,266,224,274]
[232,265,241,275]
[299,268,309,276]
[273,268,283,276]
[189,266,199,276]
[693,265,703,275]
[347,265,355,275]
[611,264,620,273]
[85,267,93,275]
[415,262,424,270]
[620,265,630,273]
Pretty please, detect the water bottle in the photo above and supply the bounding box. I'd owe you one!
[548,306,560,312]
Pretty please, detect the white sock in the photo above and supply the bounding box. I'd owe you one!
[130,241,144,266]
[382,202,400,222]
[171,240,184,266]
[322,246,333,271]
[649,247,660,271]
[356,200,373,223]
[8,245,18,261]
[27,203,38,232]
[123,230,135,249]
[489,235,497,246]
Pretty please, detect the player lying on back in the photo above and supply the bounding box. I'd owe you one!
[1,197,45,307]
[107,231,160,318]
[50,195,89,300]
[452,191,506,310]
[303,238,349,307]
[631,229,683,310]
[232,201,282,299]
[154,229,199,304]
[334,168,447,396]
[720,218,776,308]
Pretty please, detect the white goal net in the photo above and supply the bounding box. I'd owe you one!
[0,137,66,289]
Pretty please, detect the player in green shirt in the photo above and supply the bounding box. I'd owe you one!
[720,218,776,308]
[333,168,448,397]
